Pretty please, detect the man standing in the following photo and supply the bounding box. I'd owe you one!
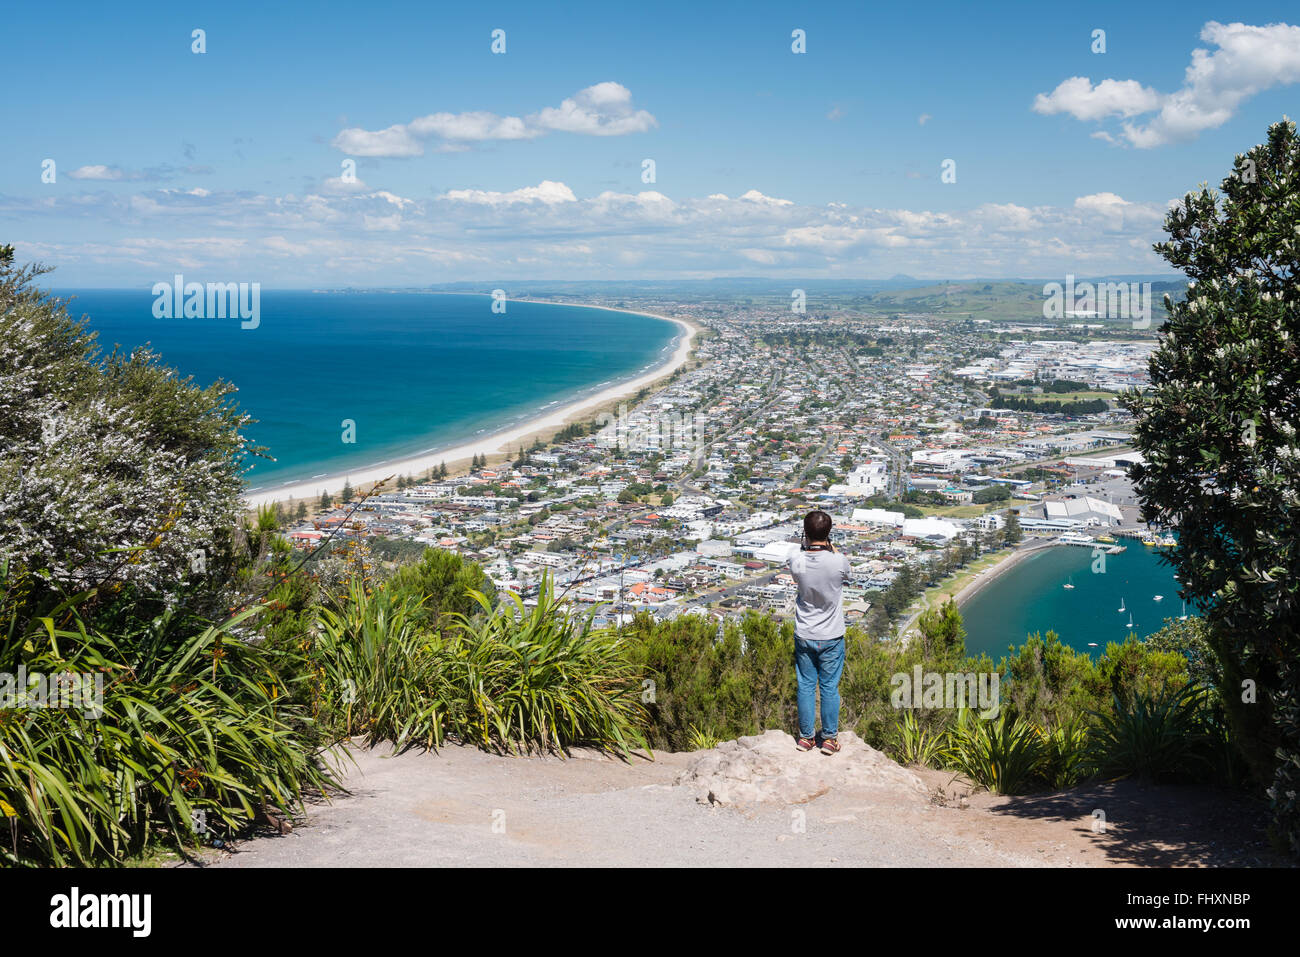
[787,510,851,755]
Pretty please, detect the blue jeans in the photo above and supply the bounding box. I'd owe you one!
[794,635,845,740]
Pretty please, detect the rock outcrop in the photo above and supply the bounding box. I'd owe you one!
[675,730,929,806]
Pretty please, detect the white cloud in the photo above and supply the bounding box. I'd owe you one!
[1073,192,1132,231]
[363,213,402,231]
[977,203,1037,231]
[371,190,415,209]
[408,111,537,141]
[529,82,657,136]
[439,180,577,206]
[918,113,932,126]
[781,225,873,251]
[1074,192,1131,214]
[334,83,656,157]
[1034,20,1300,147]
[67,164,203,182]
[1033,77,1163,121]
[321,175,369,193]
[330,124,424,157]
[889,209,959,232]
[68,165,124,181]
[13,182,1176,282]
[738,189,793,206]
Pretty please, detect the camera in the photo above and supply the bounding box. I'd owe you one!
[800,532,833,552]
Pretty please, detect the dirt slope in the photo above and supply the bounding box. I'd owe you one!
[205,732,1281,868]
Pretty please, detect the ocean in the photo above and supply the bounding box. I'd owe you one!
[960,542,1187,660]
[53,290,679,492]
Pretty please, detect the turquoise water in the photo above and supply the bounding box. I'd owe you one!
[960,544,1188,660]
[54,291,678,492]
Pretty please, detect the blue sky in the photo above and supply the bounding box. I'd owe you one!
[3,0,1298,285]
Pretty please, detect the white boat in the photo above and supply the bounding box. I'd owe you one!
[1087,642,1098,647]
[1118,597,1126,613]
[1063,575,1075,590]
[1178,601,1188,621]
[1059,531,1096,546]
[1153,595,1164,602]
[1126,613,1134,630]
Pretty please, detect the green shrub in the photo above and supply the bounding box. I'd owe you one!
[0,582,334,867]
[387,547,495,630]
[1094,636,1189,702]
[1039,719,1090,790]
[0,255,253,614]
[996,631,1103,731]
[625,611,795,750]
[840,633,985,749]
[1120,118,1300,851]
[1143,616,1219,690]
[943,710,1045,795]
[889,710,947,767]
[444,580,649,756]
[311,579,450,751]
[1085,685,1213,783]
[686,725,721,751]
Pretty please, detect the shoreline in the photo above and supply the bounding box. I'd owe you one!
[243,301,701,509]
[950,539,1055,610]
[897,539,1054,644]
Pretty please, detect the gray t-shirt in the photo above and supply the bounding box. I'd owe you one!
[786,548,851,641]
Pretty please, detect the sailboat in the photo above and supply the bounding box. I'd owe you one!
[1178,601,1188,621]
[1063,575,1075,590]
[1118,596,1126,613]
[1126,613,1134,631]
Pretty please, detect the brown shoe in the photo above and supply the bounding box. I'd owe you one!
[796,736,817,752]
[820,737,841,755]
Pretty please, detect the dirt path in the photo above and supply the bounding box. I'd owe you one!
[205,741,1280,868]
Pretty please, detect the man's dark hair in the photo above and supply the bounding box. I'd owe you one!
[804,510,832,542]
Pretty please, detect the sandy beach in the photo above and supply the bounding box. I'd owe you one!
[244,302,700,509]
[950,539,1055,609]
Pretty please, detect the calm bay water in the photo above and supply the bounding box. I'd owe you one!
[960,543,1187,659]
[55,291,678,491]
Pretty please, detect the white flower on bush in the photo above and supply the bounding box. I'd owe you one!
[1,272,249,595]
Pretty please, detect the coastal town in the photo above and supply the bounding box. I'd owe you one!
[273,292,1171,638]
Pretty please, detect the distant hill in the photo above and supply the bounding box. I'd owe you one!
[423,275,1181,297]
[344,275,1187,328]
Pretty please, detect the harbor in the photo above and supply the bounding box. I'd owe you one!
[959,536,1185,659]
